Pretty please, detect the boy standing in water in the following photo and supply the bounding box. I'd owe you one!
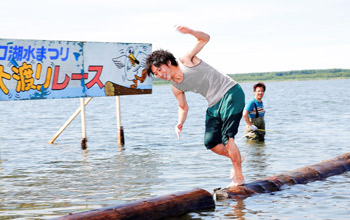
[145,25,245,187]
[243,82,266,141]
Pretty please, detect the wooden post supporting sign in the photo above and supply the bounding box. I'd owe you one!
[49,97,93,145]
[80,98,87,150]
[116,96,125,147]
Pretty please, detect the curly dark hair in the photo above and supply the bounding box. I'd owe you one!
[254,82,266,92]
[145,49,178,76]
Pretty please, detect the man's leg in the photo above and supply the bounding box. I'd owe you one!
[225,137,244,185]
[210,138,244,186]
[210,143,229,158]
[210,144,237,179]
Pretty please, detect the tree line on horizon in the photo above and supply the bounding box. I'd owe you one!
[151,68,350,85]
[229,68,350,82]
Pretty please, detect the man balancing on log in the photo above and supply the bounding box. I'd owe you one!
[145,25,246,187]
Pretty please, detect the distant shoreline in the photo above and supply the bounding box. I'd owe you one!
[152,68,350,85]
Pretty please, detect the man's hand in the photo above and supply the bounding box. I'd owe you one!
[250,125,258,131]
[175,122,183,139]
[174,25,191,34]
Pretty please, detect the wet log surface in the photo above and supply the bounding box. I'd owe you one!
[52,188,215,220]
[214,153,350,200]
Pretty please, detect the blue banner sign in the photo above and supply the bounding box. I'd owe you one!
[0,39,152,101]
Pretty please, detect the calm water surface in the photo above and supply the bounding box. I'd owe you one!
[0,79,349,219]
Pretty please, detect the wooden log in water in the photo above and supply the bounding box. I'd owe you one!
[214,153,350,200]
[52,188,215,220]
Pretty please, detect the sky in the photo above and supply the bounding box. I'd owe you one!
[1,0,349,74]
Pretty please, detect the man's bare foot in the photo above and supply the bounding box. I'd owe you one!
[230,156,244,179]
[234,176,245,185]
[226,181,239,188]
[230,168,236,179]
[229,169,245,187]
[226,178,245,188]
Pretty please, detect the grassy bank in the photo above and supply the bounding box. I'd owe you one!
[229,68,350,83]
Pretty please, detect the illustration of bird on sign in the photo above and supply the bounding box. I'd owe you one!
[112,46,148,89]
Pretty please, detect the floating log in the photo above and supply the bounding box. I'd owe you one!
[52,188,215,220]
[214,153,350,200]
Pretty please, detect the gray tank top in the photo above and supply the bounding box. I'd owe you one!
[172,60,237,107]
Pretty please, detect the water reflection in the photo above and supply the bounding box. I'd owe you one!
[217,199,247,220]
[82,150,89,162]
[0,155,3,171]
[243,140,268,179]
[244,139,266,148]
[229,199,246,220]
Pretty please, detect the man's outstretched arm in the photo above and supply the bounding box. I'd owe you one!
[175,25,210,66]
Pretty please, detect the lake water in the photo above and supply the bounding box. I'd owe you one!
[0,79,349,219]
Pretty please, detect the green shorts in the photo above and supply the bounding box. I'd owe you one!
[204,84,245,149]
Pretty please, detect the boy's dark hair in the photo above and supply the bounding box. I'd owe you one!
[254,82,266,91]
[145,49,178,76]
